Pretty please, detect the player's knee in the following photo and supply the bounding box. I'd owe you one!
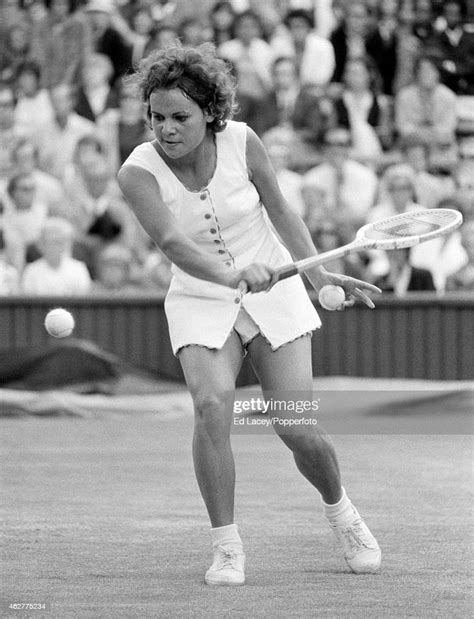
[193,390,230,435]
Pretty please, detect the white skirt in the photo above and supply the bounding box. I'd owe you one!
[165,270,321,356]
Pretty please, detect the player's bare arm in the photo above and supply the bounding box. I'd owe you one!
[245,127,380,307]
[246,127,324,283]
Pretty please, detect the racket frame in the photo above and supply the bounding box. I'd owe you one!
[274,208,463,282]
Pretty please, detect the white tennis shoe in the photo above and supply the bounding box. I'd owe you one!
[329,506,381,574]
[205,545,246,586]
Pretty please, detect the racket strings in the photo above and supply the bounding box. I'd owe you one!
[368,209,461,240]
[373,220,440,237]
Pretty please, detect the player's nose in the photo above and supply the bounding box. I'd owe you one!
[162,118,177,136]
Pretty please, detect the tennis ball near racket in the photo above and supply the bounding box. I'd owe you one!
[44,308,75,338]
[318,285,346,311]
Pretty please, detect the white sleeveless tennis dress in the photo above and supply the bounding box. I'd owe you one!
[123,120,321,355]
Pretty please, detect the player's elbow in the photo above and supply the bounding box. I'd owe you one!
[159,232,188,262]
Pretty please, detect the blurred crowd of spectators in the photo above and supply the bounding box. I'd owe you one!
[0,0,473,298]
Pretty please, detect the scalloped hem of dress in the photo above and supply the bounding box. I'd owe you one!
[176,343,219,356]
[176,325,320,357]
[268,328,317,352]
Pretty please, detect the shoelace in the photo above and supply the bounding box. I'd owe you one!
[214,546,242,571]
[337,521,375,556]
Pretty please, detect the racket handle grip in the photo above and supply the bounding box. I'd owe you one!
[238,264,298,293]
[274,264,298,282]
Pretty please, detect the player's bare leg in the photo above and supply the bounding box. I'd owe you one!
[248,334,381,574]
[179,331,246,585]
[248,334,342,501]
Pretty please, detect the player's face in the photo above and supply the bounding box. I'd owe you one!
[149,88,213,160]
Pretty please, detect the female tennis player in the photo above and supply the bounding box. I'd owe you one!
[118,43,382,586]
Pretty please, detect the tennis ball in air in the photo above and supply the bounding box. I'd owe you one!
[44,308,75,338]
[318,285,346,311]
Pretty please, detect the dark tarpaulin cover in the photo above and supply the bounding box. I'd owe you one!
[0,339,180,416]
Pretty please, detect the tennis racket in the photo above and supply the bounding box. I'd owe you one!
[276,207,462,282]
[240,208,463,290]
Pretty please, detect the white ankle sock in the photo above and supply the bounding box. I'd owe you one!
[321,487,354,522]
[211,524,243,549]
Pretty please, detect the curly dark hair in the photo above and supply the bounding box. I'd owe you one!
[131,43,238,133]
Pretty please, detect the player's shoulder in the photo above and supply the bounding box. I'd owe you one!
[218,120,261,159]
[122,140,155,165]
[221,119,248,138]
[240,124,267,167]
[226,121,261,149]
[118,142,158,184]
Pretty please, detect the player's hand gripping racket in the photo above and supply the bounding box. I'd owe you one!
[239,209,463,292]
